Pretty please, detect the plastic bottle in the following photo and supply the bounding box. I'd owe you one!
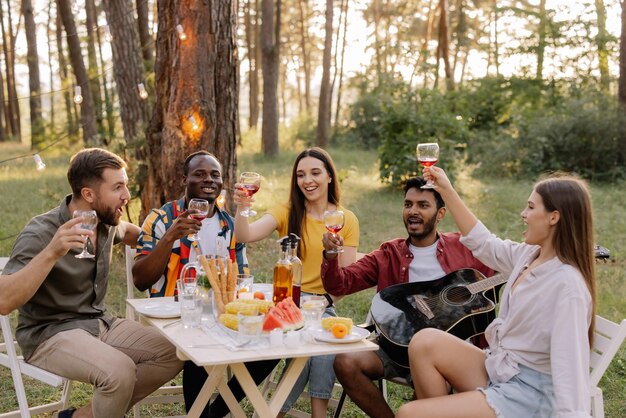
[272,236,293,303]
[289,233,303,307]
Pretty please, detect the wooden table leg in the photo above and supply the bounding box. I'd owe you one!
[187,365,224,418]
[230,357,309,418]
[268,357,308,413]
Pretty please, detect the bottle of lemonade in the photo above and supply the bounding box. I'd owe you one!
[289,233,303,307]
[273,237,293,304]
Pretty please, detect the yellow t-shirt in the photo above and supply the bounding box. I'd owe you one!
[267,204,359,294]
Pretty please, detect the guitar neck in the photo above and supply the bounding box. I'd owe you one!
[467,273,507,294]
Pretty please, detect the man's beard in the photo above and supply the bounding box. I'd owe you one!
[406,213,438,241]
[93,202,120,226]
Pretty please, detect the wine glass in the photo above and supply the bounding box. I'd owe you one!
[188,198,209,242]
[73,210,98,259]
[416,142,440,189]
[238,172,262,217]
[323,210,345,254]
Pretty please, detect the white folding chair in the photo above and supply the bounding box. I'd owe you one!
[124,246,185,417]
[0,257,73,418]
[589,315,626,418]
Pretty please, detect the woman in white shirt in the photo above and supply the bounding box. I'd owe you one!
[396,168,596,418]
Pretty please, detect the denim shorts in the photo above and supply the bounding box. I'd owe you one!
[478,364,556,418]
[280,296,337,412]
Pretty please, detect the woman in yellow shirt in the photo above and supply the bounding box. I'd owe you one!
[234,147,359,418]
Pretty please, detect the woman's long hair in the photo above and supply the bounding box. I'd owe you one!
[287,147,340,258]
[535,174,596,345]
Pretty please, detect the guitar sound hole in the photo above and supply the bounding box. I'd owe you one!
[441,285,474,306]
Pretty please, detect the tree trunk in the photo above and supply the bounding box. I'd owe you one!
[618,0,626,165]
[102,0,150,146]
[22,0,44,148]
[595,0,609,89]
[438,0,454,90]
[261,0,280,157]
[143,0,239,220]
[244,0,260,129]
[0,2,21,140]
[316,0,333,148]
[298,0,310,112]
[85,0,105,142]
[46,2,55,124]
[333,0,348,135]
[536,0,546,80]
[136,0,154,72]
[57,0,100,146]
[56,10,75,135]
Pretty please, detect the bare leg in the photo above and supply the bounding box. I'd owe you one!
[396,391,496,418]
[408,328,488,399]
[334,351,393,418]
[311,397,329,418]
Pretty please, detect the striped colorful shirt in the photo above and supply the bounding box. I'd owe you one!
[136,197,248,297]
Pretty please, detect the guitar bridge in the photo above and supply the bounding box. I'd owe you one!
[413,295,435,320]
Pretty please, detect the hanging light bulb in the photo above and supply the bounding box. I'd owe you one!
[73,86,83,104]
[189,115,200,131]
[33,154,46,171]
[137,83,149,100]
[176,24,187,40]
[103,25,112,42]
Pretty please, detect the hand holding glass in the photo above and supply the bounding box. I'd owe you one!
[73,210,98,259]
[238,172,261,217]
[416,142,440,189]
[188,198,209,242]
[323,210,345,254]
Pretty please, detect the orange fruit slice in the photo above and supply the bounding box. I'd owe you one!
[253,291,265,300]
[331,323,348,339]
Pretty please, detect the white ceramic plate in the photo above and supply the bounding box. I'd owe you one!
[135,300,181,318]
[313,325,371,344]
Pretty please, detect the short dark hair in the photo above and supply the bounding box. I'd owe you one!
[67,148,126,197]
[183,150,220,175]
[403,176,445,209]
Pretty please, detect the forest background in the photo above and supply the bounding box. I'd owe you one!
[0,0,625,416]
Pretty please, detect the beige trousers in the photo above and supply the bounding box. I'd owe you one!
[28,318,183,418]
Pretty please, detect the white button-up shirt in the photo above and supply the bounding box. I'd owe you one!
[461,222,592,418]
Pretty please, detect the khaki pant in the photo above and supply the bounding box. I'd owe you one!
[28,318,183,418]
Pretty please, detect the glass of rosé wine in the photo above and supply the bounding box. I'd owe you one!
[238,172,262,217]
[188,198,209,242]
[416,142,439,189]
[323,210,345,254]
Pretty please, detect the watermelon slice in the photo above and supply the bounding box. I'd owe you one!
[262,297,304,332]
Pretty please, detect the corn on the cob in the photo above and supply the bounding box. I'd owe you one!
[219,313,239,330]
[321,317,353,333]
[225,300,274,315]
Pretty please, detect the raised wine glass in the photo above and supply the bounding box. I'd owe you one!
[238,172,262,217]
[73,210,98,259]
[188,198,209,242]
[323,210,345,254]
[416,142,440,189]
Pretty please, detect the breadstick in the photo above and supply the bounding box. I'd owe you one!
[217,257,228,303]
[200,256,224,314]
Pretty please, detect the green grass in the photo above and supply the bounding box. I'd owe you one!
[1,142,624,417]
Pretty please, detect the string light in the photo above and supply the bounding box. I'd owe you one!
[73,86,83,104]
[189,115,200,131]
[176,24,187,40]
[33,154,46,171]
[137,83,149,100]
[103,25,113,42]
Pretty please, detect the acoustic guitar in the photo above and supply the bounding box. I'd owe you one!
[370,269,507,369]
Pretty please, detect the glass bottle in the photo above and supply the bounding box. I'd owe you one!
[273,236,293,304]
[289,233,303,307]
